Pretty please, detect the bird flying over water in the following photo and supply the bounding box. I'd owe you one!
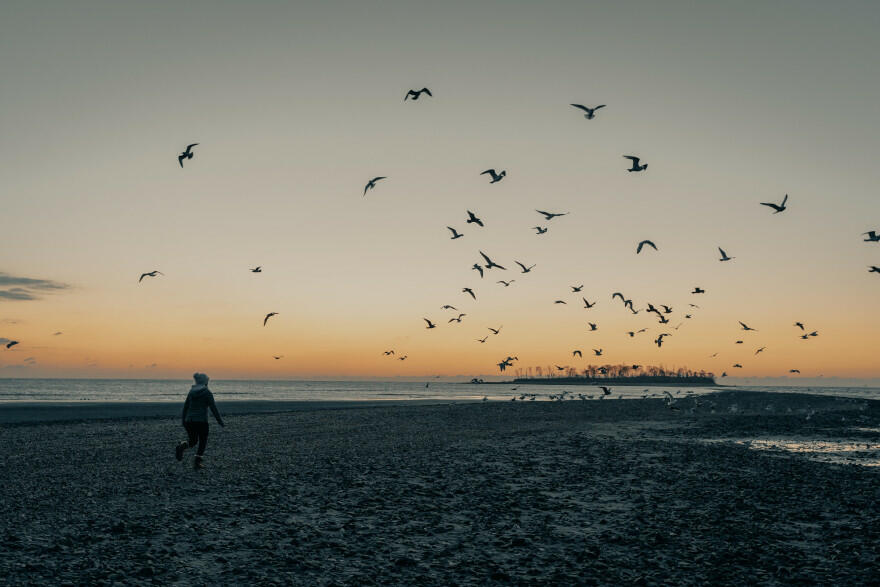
[515,261,535,273]
[760,194,788,214]
[263,312,278,326]
[466,211,484,227]
[423,318,437,329]
[570,103,606,120]
[404,88,432,101]
[636,240,658,254]
[480,169,507,183]
[536,210,568,220]
[623,155,647,172]
[447,227,463,240]
[363,176,387,196]
[178,143,198,167]
[138,271,163,283]
[463,287,476,299]
[718,248,734,262]
[479,251,506,270]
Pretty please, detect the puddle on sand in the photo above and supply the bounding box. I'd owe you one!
[703,436,880,467]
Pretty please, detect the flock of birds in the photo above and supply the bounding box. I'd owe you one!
[6,88,877,385]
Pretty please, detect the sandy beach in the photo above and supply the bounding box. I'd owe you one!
[2,391,880,585]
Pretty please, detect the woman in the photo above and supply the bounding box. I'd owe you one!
[175,372,225,469]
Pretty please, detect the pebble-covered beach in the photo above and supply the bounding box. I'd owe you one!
[2,391,879,585]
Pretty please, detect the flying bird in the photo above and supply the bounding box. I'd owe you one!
[655,333,670,347]
[273,356,283,360]
[870,266,880,274]
[477,336,488,343]
[582,298,596,309]
[423,318,437,329]
[536,210,568,220]
[363,176,387,196]
[479,251,506,270]
[447,227,464,240]
[5,341,19,349]
[760,194,788,214]
[138,271,163,283]
[794,322,805,330]
[572,350,583,357]
[466,211,484,227]
[600,386,612,396]
[718,248,735,262]
[515,261,535,273]
[755,347,766,355]
[448,313,466,324]
[623,155,648,172]
[692,287,705,294]
[789,369,801,374]
[480,169,507,183]
[250,266,262,273]
[383,350,395,356]
[497,280,514,287]
[593,349,603,356]
[404,88,432,101]
[488,326,502,335]
[636,240,658,254]
[554,300,567,304]
[571,285,584,292]
[739,321,757,331]
[472,264,484,278]
[863,231,880,242]
[263,312,278,326]
[733,364,743,368]
[178,143,198,167]
[462,287,476,300]
[534,226,548,234]
[570,103,606,120]
[587,323,598,331]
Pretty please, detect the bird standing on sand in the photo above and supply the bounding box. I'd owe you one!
[363,176,387,196]
[636,240,658,254]
[623,155,647,172]
[760,194,788,214]
[178,143,198,167]
[718,248,735,262]
[447,227,463,240]
[404,88,432,101]
[466,211,484,227]
[570,104,606,120]
[480,169,507,183]
[139,271,163,283]
[263,312,278,326]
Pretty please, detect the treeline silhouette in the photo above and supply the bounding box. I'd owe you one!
[511,364,715,385]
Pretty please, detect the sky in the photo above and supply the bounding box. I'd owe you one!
[1,0,879,381]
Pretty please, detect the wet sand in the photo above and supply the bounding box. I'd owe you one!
[1,391,879,585]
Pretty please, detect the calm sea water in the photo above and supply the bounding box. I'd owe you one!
[0,379,879,403]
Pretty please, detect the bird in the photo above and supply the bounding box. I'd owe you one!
[363,176,387,196]
[692,287,705,294]
[623,155,647,172]
[593,349,603,356]
[600,386,611,396]
[789,369,801,374]
[463,287,476,300]
[404,88,432,101]
[863,231,880,242]
[466,211,484,227]
[441,305,458,310]
[571,285,584,292]
[582,298,596,309]
[554,300,567,305]
[423,318,437,329]
[263,312,278,326]
[479,251,506,270]
[447,227,464,240]
[488,326,502,335]
[612,292,626,303]
[573,350,583,357]
[870,266,880,274]
[661,305,673,314]
[760,194,788,214]
[477,336,488,343]
[718,248,735,262]
[472,264,484,278]
[655,333,670,347]
[448,313,466,324]
[497,280,514,287]
[755,347,766,355]
[480,169,507,183]
[807,331,819,337]
[534,226,548,235]
[739,321,757,331]
[794,322,805,330]
[736,340,744,344]
[273,355,283,360]
[570,104,606,120]
[5,341,19,349]
[178,143,198,167]
[138,270,164,283]
[515,261,535,273]
[383,350,395,356]
[555,365,566,371]
[733,364,743,368]
[636,240,658,254]
[588,323,598,331]
[250,266,262,273]
[398,356,408,361]
[536,210,568,220]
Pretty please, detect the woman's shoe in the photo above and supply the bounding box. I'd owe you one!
[175,442,187,461]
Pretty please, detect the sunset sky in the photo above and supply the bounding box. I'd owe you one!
[1,1,879,381]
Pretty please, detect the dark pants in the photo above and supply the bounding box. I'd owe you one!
[184,421,209,456]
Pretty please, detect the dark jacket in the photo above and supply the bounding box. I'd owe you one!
[181,384,224,426]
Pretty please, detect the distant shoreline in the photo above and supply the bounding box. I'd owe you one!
[474,376,717,386]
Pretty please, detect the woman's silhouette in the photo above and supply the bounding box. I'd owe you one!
[175,373,225,469]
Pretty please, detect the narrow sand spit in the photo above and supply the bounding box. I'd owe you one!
[1,391,879,585]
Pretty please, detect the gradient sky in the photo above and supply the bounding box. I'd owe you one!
[1,1,879,380]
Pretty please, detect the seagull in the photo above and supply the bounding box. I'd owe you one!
[612,292,626,303]
[733,364,743,368]
[863,231,880,242]
[472,264,484,278]
[870,266,880,273]
[789,369,801,374]
[273,355,283,360]
[463,287,476,300]
[488,326,502,335]
[571,285,584,292]
[623,155,647,172]
[555,365,566,372]
[479,251,506,270]
[263,312,278,326]
[515,261,535,273]
[636,240,658,254]
[718,248,735,262]
[534,226,548,234]
[363,176,387,196]
[448,313,466,324]
[480,169,507,183]
[736,340,744,344]
[423,318,437,329]
[5,341,19,349]
[383,350,395,356]
[497,280,514,287]
[138,271,163,283]
[582,298,596,309]
[178,143,198,167]
[593,349,603,356]
[760,194,788,214]
[808,331,819,337]
[739,321,757,331]
[441,305,457,311]
[794,322,805,330]
[477,336,488,343]
[655,333,670,347]
[447,227,464,240]
[570,103,606,120]
[536,210,568,220]
[588,323,598,331]
[692,287,705,294]
[398,355,408,361]
[404,88,432,101]
[573,350,582,357]
[554,300,567,304]
[250,266,262,273]
[466,211,484,227]
[661,305,673,314]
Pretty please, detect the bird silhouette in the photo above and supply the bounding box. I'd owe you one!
[536,210,568,220]
[423,318,437,329]
[441,305,458,310]
[588,323,598,331]
[554,300,567,304]
[448,313,466,323]
[250,266,262,273]
[263,312,278,326]
[623,155,647,172]
[138,271,163,283]
[5,341,19,349]
[718,248,735,262]
[870,266,880,274]
[447,227,464,240]
[571,285,584,292]
[273,355,283,360]
[593,349,603,356]
[600,386,611,396]
[755,347,766,355]
[363,176,387,196]
[692,287,706,294]
[383,350,395,356]
[636,240,658,254]
[497,280,514,287]
[582,298,596,308]
[515,261,535,273]
[178,143,198,167]
[477,336,488,343]
[479,251,506,270]
[733,364,743,368]
[534,226,548,234]
[572,350,583,357]
[739,321,757,331]
[488,326,502,335]
[404,88,432,101]
[472,264,484,278]
[480,169,507,183]
[760,194,788,213]
[466,211,484,227]
[463,287,476,300]
[789,369,801,373]
[570,104,606,120]
[863,231,880,242]
[794,322,805,330]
